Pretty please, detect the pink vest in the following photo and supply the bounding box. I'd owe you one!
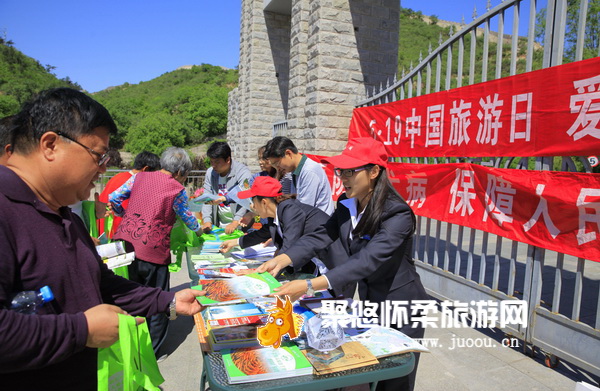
[114,171,183,264]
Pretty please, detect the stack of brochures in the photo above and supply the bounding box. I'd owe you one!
[201,241,222,254]
[221,344,313,384]
[191,253,237,269]
[201,302,266,350]
[231,243,277,260]
[197,267,253,280]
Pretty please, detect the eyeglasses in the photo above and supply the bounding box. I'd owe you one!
[334,167,368,178]
[56,131,110,166]
[269,158,282,168]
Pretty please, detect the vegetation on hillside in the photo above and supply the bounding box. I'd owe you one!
[0,38,81,117]
[398,8,545,91]
[93,64,238,154]
[399,2,598,89]
[536,0,600,63]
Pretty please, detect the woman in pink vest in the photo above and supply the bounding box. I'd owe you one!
[109,147,201,357]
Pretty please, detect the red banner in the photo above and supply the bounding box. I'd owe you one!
[349,57,600,157]
[305,153,600,261]
[387,163,600,262]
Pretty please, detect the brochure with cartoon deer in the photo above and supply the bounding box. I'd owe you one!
[192,272,281,306]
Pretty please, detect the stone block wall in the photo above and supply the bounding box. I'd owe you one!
[228,0,399,172]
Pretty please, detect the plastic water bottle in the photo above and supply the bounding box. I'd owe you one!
[10,286,54,314]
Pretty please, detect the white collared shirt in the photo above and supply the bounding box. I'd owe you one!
[339,197,364,240]
[272,205,284,238]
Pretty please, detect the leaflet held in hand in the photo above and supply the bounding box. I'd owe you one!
[192,272,281,306]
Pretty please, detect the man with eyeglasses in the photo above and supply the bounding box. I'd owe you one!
[0,88,205,390]
[263,136,334,215]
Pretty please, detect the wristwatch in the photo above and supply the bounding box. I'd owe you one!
[306,279,315,297]
[168,297,177,320]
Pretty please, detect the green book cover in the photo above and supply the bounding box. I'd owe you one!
[192,272,281,306]
[221,343,313,384]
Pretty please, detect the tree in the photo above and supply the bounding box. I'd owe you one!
[125,113,188,155]
[0,95,20,117]
[536,0,600,62]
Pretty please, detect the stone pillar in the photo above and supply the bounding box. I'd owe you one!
[228,0,291,172]
[287,0,310,142]
[229,0,399,165]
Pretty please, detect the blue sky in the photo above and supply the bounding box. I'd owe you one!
[1,1,519,93]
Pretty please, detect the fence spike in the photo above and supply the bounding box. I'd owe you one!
[449,25,454,36]
[486,0,491,11]
[410,61,413,71]
[428,42,432,54]
[462,15,465,26]
[438,32,443,45]
[473,5,477,20]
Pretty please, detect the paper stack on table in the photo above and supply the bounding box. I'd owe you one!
[221,344,313,384]
[202,302,267,350]
[231,243,277,260]
[350,326,430,357]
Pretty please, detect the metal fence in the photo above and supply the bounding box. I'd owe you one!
[358,0,600,376]
[95,169,207,196]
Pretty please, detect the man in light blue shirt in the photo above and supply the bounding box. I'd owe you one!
[264,136,334,215]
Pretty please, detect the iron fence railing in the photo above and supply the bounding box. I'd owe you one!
[357,0,600,377]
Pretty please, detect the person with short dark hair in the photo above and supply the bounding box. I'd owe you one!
[0,115,15,165]
[219,176,330,274]
[201,141,252,234]
[258,137,428,391]
[264,136,333,215]
[0,88,205,390]
[98,150,161,238]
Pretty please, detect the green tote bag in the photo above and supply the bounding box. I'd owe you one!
[98,314,164,391]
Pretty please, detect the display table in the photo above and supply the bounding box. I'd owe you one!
[199,346,414,391]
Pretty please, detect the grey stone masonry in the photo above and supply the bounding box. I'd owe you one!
[228,0,399,172]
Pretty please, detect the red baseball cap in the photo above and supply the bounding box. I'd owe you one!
[321,137,388,169]
[237,176,283,199]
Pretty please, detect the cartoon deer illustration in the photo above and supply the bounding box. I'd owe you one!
[257,295,303,348]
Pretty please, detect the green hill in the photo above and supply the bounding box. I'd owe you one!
[398,8,544,90]
[0,36,238,156]
[0,40,81,117]
[92,64,238,154]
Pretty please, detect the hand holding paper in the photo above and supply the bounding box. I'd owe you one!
[174,288,206,315]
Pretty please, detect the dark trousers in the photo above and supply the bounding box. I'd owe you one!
[127,255,170,355]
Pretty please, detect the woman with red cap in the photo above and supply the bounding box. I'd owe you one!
[219,176,330,272]
[256,137,428,391]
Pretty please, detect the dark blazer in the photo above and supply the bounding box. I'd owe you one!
[239,198,330,265]
[285,194,428,311]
